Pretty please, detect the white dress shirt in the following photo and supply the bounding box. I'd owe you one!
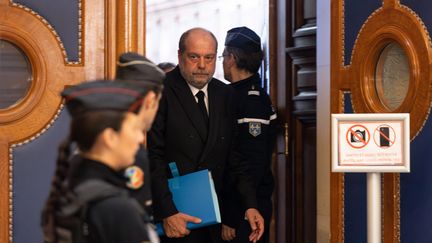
[187,83,209,114]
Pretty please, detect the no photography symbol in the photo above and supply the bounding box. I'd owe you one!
[346,124,370,149]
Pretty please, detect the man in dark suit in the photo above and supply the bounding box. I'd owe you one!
[148,27,264,243]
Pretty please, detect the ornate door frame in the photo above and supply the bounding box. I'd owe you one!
[330,0,432,242]
[0,0,146,241]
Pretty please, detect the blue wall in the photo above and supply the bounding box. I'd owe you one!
[343,92,367,243]
[400,115,432,243]
[15,0,79,62]
[12,110,70,243]
[344,0,381,66]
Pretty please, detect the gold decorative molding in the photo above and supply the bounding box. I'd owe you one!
[382,173,400,243]
[9,0,84,65]
[395,174,400,242]
[9,104,64,148]
[340,0,346,66]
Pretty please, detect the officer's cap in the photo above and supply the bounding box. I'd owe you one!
[62,80,147,117]
[116,52,165,85]
[225,26,261,53]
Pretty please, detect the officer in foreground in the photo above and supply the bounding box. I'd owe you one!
[42,79,163,243]
[220,26,277,243]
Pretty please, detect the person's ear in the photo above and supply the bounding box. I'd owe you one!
[178,50,182,61]
[99,127,119,149]
[226,53,236,67]
[143,91,158,109]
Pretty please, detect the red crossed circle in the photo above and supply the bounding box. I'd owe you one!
[345,124,370,149]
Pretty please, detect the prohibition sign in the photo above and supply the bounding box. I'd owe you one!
[345,124,370,149]
[373,124,396,148]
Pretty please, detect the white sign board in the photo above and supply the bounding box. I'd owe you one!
[332,113,410,172]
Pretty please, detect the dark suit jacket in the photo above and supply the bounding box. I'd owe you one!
[148,67,257,224]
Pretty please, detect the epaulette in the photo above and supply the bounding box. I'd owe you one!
[248,85,260,96]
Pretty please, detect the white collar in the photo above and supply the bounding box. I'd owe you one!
[187,83,209,98]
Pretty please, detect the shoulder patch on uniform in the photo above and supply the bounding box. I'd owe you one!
[124,166,144,189]
[249,122,261,137]
[248,90,260,96]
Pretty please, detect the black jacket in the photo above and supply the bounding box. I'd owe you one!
[68,156,155,243]
[70,146,152,211]
[147,67,257,241]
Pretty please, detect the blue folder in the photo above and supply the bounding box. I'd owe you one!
[156,163,221,235]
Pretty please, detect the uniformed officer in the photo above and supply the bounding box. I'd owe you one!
[220,26,277,243]
[116,52,165,214]
[42,80,163,243]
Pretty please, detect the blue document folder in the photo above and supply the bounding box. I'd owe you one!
[156,163,221,235]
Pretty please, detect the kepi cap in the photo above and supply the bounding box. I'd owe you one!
[116,52,165,85]
[225,26,261,53]
[62,80,147,117]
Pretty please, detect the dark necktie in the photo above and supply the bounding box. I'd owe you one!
[196,90,209,126]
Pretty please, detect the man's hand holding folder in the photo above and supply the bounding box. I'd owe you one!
[163,212,201,238]
[156,163,221,236]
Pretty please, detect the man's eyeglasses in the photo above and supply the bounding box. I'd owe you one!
[217,54,229,61]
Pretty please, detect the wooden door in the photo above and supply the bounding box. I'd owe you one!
[331,0,432,242]
[272,0,317,242]
[0,0,145,242]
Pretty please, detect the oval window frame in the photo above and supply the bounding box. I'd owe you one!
[350,6,432,139]
[0,28,47,123]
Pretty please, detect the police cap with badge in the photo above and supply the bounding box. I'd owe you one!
[225,26,262,53]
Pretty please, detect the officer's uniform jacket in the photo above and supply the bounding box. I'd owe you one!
[68,156,156,243]
[223,73,277,228]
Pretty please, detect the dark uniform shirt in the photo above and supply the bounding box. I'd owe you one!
[68,156,157,243]
[70,145,153,212]
[222,73,277,230]
[231,73,276,196]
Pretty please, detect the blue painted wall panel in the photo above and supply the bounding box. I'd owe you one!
[343,92,367,243]
[394,2,432,242]
[12,110,70,243]
[14,0,79,62]
[344,173,367,243]
[344,0,381,66]
[400,115,432,243]
[401,0,432,36]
